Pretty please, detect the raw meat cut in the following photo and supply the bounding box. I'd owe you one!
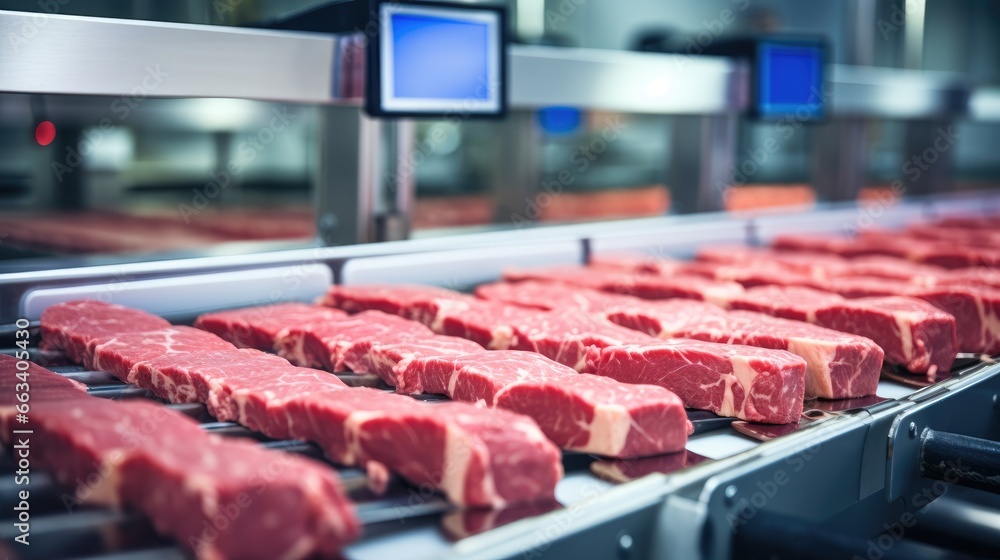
[904,223,1000,248]
[675,246,998,356]
[727,285,957,373]
[773,232,1000,269]
[418,298,540,349]
[584,340,806,424]
[92,326,238,384]
[507,308,662,370]
[317,284,467,317]
[194,303,347,350]
[476,281,881,397]
[605,299,883,399]
[0,354,87,406]
[196,302,485,386]
[475,284,816,420]
[502,265,744,305]
[219,300,694,456]
[395,350,692,457]
[319,287,538,349]
[475,280,634,313]
[40,300,171,368]
[932,216,997,230]
[46,301,564,507]
[284,389,563,506]
[343,335,484,386]
[695,245,847,276]
[815,277,1000,355]
[123,342,561,507]
[276,310,436,370]
[0,357,360,559]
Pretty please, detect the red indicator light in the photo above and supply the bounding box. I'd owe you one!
[35,121,56,146]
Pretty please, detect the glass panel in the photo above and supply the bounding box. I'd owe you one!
[0,94,318,260]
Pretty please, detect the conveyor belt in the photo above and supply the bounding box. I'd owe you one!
[1,316,994,559]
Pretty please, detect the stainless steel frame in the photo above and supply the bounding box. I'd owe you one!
[2,197,999,559]
[3,10,986,238]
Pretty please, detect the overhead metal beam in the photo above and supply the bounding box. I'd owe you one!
[0,10,350,104]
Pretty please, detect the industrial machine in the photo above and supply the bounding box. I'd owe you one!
[1,2,999,559]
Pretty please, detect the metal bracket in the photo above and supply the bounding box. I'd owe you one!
[886,364,1000,502]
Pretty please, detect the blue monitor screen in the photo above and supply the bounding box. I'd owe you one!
[758,43,823,118]
[391,14,490,100]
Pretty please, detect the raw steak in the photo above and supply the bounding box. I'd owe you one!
[932,216,997,230]
[275,310,435,370]
[318,285,545,349]
[46,301,564,507]
[503,265,744,305]
[125,345,561,506]
[476,283,876,397]
[507,308,662,370]
[285,389,563,506]
[695,245,847,276]
[0,354,87,405]
[396,350,692,457]
[810,277,1000,355]
[342,335,484,386]
[727,285,958,373]
[680,250,998,356]
[585,340,806,424]
[54,400,356,559]
[905,223,1000,248]
[40,300,170,368]
[0,360,360,559]
[475,280,634,313]
[775,232,1000,269]
[318,284,467,317]
[92,326,238,383]
[681,260,819,289]
[194,303,347,350]
[606,299,883,399]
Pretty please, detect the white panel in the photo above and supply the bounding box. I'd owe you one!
[0,11,337,103]
[21,265,332,320]
[969,87,1000,122]
[340,242,583,288]
[686,431,759,460]
[554,472,615,507]
[589,221,750,260]
[877,380,920,400]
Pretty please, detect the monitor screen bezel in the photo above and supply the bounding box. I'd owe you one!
[755,40,826,120]
[366,1,507,118]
